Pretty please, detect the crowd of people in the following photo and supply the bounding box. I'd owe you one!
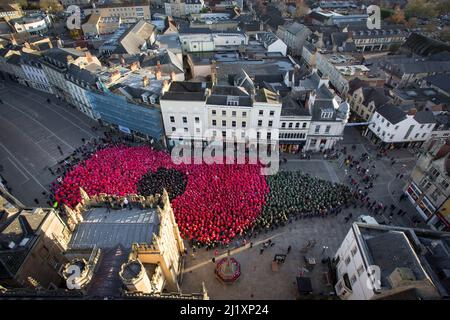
[54,146,179,208]
[137,167,187,200]
[253,171,354,231]
[171,163,269,245]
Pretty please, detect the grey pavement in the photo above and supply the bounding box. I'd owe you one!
[0,79,104,206]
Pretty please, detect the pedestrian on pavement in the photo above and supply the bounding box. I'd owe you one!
[260,248,264,255]
[250,242,253,248]
[287,245,292,254]
[34,198,39,205]
[212,257,216,263]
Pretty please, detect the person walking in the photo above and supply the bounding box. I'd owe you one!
[287,245,292,254]
[34,198,39,205]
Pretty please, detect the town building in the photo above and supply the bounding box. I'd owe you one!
[379,54,450,89]
[160,77,282,149]
[0,187,72,290]
[349,86,390,122]
[61,189,187,295]
[276,22,312,56]
[333,222,450,300]
[40,47,101,103]
[10,13,52,36]
[20,51,53,94]
[83,1,151,23]
[185,0,205,15]
[81,14,122,37]
[164,0,186,18]
[279,95,311,153]
[366,103,436,148]
[254,32,287,56]
[0,3,23,20]
[407,138,450,231]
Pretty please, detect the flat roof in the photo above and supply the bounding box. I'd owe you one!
[69,207,159,249]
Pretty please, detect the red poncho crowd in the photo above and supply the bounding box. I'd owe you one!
[55,146,268,245]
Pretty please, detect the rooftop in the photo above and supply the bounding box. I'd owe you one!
[68,207,159,250]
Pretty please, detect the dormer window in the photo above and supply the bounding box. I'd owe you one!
[321,111,333,119]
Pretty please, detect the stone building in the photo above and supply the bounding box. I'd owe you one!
[406,138,450,231]
[0,187,72,290]
[62,189,188,296]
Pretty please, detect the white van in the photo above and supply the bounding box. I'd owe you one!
[357,215,379,225]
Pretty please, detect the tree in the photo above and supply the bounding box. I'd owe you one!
[405,0,438,19]
[295,0,310,18]
[389,6,406,24]
[39,0,64,13]
[435,0,450,16]
[439,30,450,42]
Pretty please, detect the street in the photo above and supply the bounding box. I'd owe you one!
[0,79,103,206]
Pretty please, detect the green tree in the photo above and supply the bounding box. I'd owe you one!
[405,0,438,19]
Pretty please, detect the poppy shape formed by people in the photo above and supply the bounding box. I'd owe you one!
[54,146,268,245]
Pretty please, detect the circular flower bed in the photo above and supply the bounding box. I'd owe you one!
[215,257,241,283]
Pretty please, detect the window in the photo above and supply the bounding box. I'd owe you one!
[259,110,264,116]
[212,110,216,115]
[270,110,275,116]
[232,111,236,117]
[258,120,263,127]
[183,117,187,123]
[222,120,226,126]
[222,131,226,137]
[350,274,357,285]
[195,117,199,123]
[345,256,351,265]
[325,125,331,134]
[288,123,293,128]
[171,127,176,132]
[430,167,440,180]
[232,121,236,127]
[357,265,364,277]
[242,121,246,128]
[315,125,320,134]
[302,122,307,128]
[267,132,271,140]
[282,122,286,128]
[268,120,273,127]
[351,246,358,256]
[242,111,247,117]
[420,124,424,129]
[431,189,442,201]
[441,180,449,190]
[170,116,175,123]
[257,132,261,139]
[212,119,216,126]
[196,128,200,133]
[414,133,419,138]
[184,127,188,132]
[422,133,426,138]
[395,125,399,130]
[295,123,300,128]
[222,110,226,116]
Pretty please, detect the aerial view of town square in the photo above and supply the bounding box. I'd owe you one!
[0,0,450,312]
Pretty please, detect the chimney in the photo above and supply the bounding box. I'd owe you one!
[162,80,170,94]
[110,70,121,82]
[407,108,417,116]
[142,76,149,87]
[155,60,162,80]
[120,56,125,66]
[211,60,217,86]
[85,51,93,63]
[170,71,176,81]
[130,61,140,71]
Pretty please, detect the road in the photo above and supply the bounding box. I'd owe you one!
[0,79,103,206]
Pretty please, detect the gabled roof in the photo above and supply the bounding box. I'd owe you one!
[423,74,450,95]
[414,110,436,124]
[115,21,156,55]
[361,87,389,106]
[377,103,407,124]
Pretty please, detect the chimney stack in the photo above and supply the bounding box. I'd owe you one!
[211,60,217,86]
[130,61,140,71]
[120,55,125,66]
[142,76,149,87]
